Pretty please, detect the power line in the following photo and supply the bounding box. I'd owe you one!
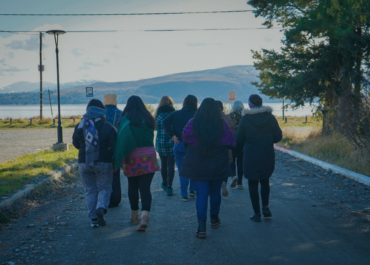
[0,10,254,16]
[0,28,282,34]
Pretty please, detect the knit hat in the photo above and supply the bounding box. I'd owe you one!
[87,99,105,111]
[248,94,262,108]
[103,94,117,106]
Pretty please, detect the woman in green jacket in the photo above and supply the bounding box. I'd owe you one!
[114,96,160,231]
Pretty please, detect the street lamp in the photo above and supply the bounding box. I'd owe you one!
[46,29,67,150]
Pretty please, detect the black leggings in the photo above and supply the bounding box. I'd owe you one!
[159,155,175,188]
[248,179,270,214]
[230,152,244,185]
[127,173,154,212]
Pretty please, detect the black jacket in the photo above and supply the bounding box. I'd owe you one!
[180,145,232,181]
[72,117,117,163]
[162,106,196,141]
[235,106,282,181]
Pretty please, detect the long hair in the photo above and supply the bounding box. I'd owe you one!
[229,100,244,114]
[183,95,198,110]
[119,95,155,128]
[154,95,174,119]
[193,98,223,156]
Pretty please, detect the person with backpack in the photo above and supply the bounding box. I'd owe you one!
[228,101,245,189]
[163,95,198,202]
[180,98,236,239]
[236,94,282,222]
[114,96,160,231]
[154,96,176,196]
[103,94,122,208]
[72,99,117,228]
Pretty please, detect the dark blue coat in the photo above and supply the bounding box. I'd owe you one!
[235,106,282,181]
[162,106,196,141]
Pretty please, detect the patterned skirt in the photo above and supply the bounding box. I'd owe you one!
[122,155,160,177]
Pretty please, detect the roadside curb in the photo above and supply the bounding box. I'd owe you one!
[274,145,370,186]
[0,160,78,211]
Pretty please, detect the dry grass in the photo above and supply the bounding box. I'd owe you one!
[279,127,370,176]
[0,117,82,130]
[276,115,322,128]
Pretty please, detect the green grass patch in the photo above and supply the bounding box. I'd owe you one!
[0,118,81,130]
[0,147,78,196]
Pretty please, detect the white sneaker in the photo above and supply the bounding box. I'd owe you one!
[221,182,229,197]
[230,176,238,188]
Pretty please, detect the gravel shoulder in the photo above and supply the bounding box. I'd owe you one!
[1,151,370,265]
[0,129,74,163]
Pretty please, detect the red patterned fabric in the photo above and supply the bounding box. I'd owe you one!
[121,154,160,177]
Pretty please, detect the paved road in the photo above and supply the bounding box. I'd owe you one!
[1,151,370,264]
[0,129,74,163]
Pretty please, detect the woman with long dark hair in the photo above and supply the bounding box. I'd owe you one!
[154,96,176,195]
[236,94,282,222]
[181,98,235,239]
[114,96,160,231]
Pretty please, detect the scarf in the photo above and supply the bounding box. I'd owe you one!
[79,106,106,166]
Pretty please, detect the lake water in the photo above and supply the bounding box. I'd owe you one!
[0,103,316,119]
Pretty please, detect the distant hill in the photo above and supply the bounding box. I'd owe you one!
[0,65,278,105]
[0,80,101,94]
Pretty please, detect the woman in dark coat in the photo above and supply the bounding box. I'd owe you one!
[181,98,235,239]
[236,94,282,222]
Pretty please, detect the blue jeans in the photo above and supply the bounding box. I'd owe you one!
[193,179,223,222]
[174,141,195,197]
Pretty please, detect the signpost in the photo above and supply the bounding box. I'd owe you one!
[86,87,93,98]
[229,90,236,101]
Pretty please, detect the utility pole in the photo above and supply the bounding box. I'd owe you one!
[39,32,44,120]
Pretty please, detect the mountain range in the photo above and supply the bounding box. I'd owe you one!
[0,65,278,105]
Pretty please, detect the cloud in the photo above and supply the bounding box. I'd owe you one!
[71,48,83,57]
[84,61,102,67]
[7,52,14,59]
[113,45,120,49]
[78,61,102,70]
[0,59,5,63]
[0,67,29,76]
[103,59,110,63]
[5,35,50,51]
[264,35,273,42]
[187,43,222,47]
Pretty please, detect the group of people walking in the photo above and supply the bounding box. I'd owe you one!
[72,92,282,238]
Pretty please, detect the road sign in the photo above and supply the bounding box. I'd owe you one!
[86,87,93,97]
[229,91,236,101]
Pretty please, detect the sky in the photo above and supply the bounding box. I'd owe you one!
[0,0,284,90]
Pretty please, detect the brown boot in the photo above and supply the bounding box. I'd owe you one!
[136,210,150,231]
[130,210,140,225]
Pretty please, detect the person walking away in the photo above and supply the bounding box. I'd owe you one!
[181,98,235,239]
[114,96,160,231]
[103,94,122,208]
[228,101,245,189]
[154,96,176,196]
[72,99,117,228]
[235,94,282,222]
[215,101,236,197]
[163,95,198,202]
